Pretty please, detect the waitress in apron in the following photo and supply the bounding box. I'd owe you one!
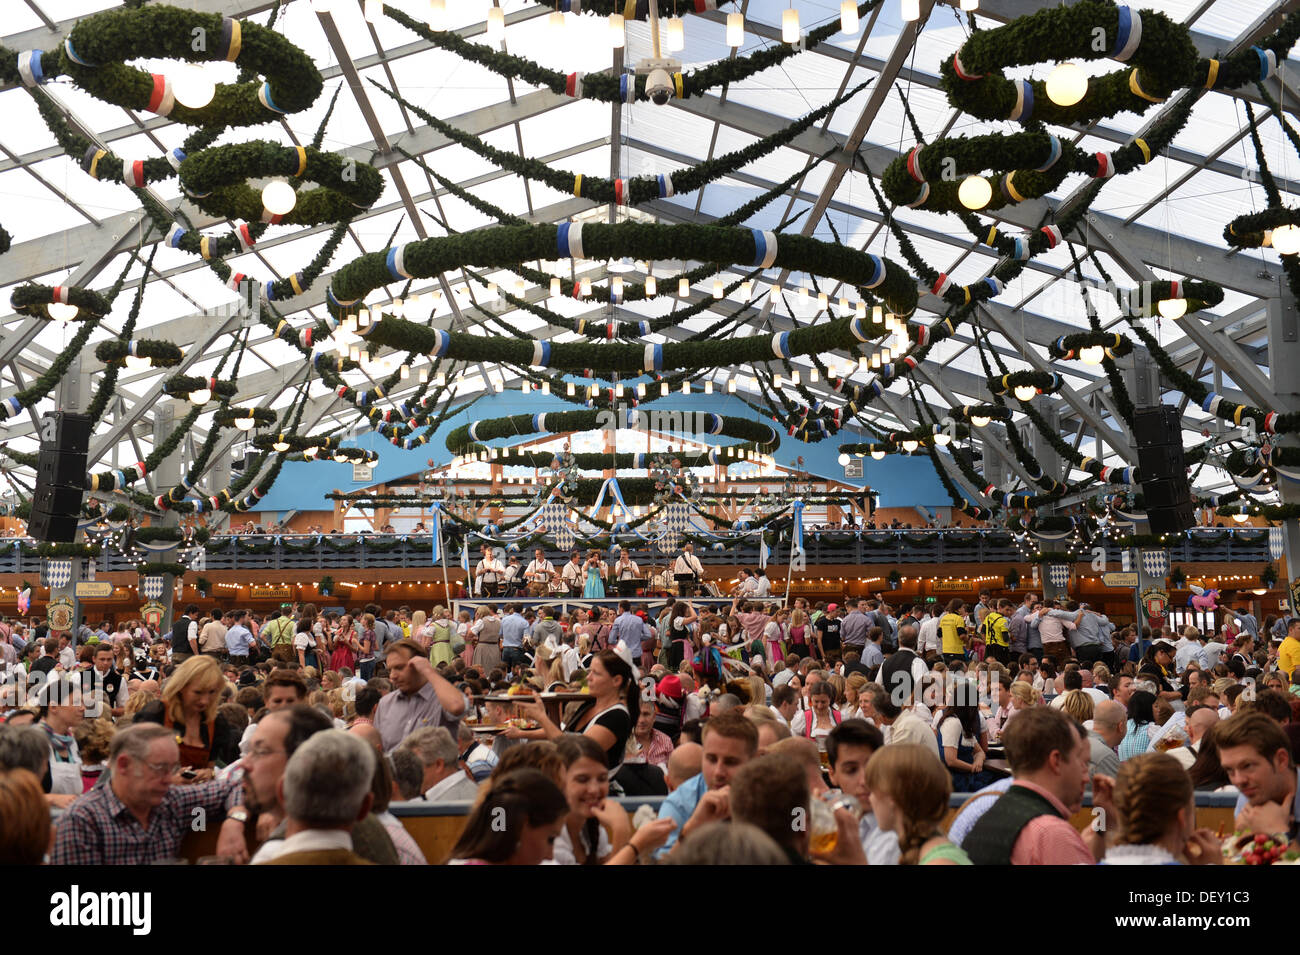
[133,655,240,772]
[37,674,85,796]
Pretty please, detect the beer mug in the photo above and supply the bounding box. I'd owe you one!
[808,789,862,854]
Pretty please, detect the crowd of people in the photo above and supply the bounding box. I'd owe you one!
[1,586,1298,866]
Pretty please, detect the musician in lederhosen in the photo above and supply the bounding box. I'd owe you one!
[673,542,705,598]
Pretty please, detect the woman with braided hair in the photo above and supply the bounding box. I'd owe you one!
[1101,752,1223,865]
[863,743,971,865]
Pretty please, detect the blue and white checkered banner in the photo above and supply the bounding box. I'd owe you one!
[658,501,689,554]
[1271,525,1284,561]
[141,575,165,600]
[45,559,72,589]
[1140,549,1169,579]
[790,500,806,572]
[1047,563,1070,589]
[543,498,574,552]
[430,503,442,563]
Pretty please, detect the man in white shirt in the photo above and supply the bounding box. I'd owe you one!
[251,730,376,865]
[475,546,505,597]
[917,609,941,661]
[1169,705,1219,770]
[1174,627,1206,674]
[559,632,582,682]
[613,549,641,595]
[560,550,584,596]
[753,570,772,598]
[672,543,705,597]
[400,727,479,802]
[501,556,523,596]
[524,548,556,595]
[57,633,76,670]
[861,683,941,761]
[734,569,758,597]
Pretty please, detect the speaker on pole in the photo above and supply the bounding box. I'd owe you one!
[1133,405,1194,534]
[29,412,90,543]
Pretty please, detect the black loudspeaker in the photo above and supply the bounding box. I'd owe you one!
[1133,404,1194,534]
[29,411,91,543]
[26,510,78,542]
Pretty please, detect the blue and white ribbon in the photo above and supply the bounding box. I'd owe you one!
[429,503,442,563]
[1035,134,1062,171]
[557,221,585,260]
[657,174,675,198]
[863,254,886,289]
[770,331,792,359]
[1112,8,1142,62]
[386,245,413,280]
[1270,525,1284,560]
[167,147,187,172]
[1008,79,1033,122]
[428,328,451,357]
[789,499,806,571]
[64,38,94,66]
[1254,46,1278,81]
[750,229,778,268]
[531,340,551,366]
[643,343,663,372]
[258,82,286,113]
[17,51,47,87]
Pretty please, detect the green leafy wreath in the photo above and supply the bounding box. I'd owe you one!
[3,4,324,127]
[10,283,109,321]
[94,339,183,368]
[178,141,384,226]
[212,406,277,430]
[162,375,238,402]
[1046,332,1132,361]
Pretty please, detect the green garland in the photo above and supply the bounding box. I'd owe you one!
[988,370,1064,398]
[162,376,238,402]
[132,527,184,544]
[17,4,324,127]
[179,141,383,226]
[35,542,102,558]
[383,1,882,106]
[137,562,188,578]
[212,406,277,430]
[445,409,778,456]
[93,339,183,368]
[372,77,866,207]
[86,403,204,493]
[1046,332,1132,361]
[10,283,109,321]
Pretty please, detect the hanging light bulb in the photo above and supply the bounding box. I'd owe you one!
[1046,63,1088,107]
[871,449,886,460]
[881,347,892,362]
[970,414,991,428]
[667,16,685,51]
[172,64,215,110]
[1013,384,1038,401]
[513,279,525,298]
[899,439,917,453]
[261,180,296,216]
[637,382,647,397]
[303,445,319,459]
[1157,297,1187,320]
[682,381,691,395]
[1232,509,1250,524]
[901,0,920,21]
[726,12,744,47]
[436,372,446,386]
[837,453,851,467]
[679,278,690,297]
[932,429,952,447]
[400,364,410,380]
[427,0,447,30]
[1272,224,1300,254]
[870,353,881,369]
[419,367,428,383]
[486,6,505,43]
[615,382,624,398]
[810,368,819,383]
[548,9,565,32]
[958,175,992,210]
[727,378,737,394]
[817,292,828,309]
[124,354,151,371]
[960,0,979,9]
[589,383,600,398]
[234,414,257,432]
[841,1,859,34]
[1079,344,1105,365]
[541,381,550,395]
[705,380,714,395]
[494,377,504,393]
[364,0,382,24]
[357,308,370,329]
[333,451,350,463]
[612,276,624,299]
[609,13,626,48]
[782,9,800,43]
[660,381,670,397]
[567,382,576,396]
[273,434,291,452]
[349,345,361,362]
[713,280,724,298]
[645,275,657,296]
[580,277,592,297]
[188,387,211,405]
[549,277,561,298]
[521,380,531,393]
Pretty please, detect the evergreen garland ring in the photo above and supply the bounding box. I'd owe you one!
[42,5,323,127]
[989,370,1064,399]
[94,339,183,368]
[162,375,237,401]
[1047,331,1133,361]
[1224,206,1300,250]
[178,142,384,226]
[10,283,109,321]
[212,406,277,430]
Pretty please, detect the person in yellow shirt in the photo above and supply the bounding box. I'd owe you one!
[980,599,1013,665]
[1279,620,1300,677]
[939,598,968,664]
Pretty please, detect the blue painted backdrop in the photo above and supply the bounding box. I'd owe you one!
[251,390,949,512]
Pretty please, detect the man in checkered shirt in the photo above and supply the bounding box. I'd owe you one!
[51,722,251,865]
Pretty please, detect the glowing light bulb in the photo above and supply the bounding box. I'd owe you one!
[548,10,565,32]
[188,388,211,405]
[580,277,592,297]
[1013,384,1038,402]
[958,175,992,210]
[901,439,919,453]
[1232,510,1250,523]
[419,368,428,383]
[234,414,256,432]
[960,0,979,8]
[486,7,505,43]
[782,9,800,43]
[47,302,78,321]
[303,446,318,459]
[609,13,625,48]
[1079,344,1105,365]
[841,1,859,34]
[549,277,560,297]
[1157,297,1187,320]
[1273,224,1300,254]
[727,379,737,394]
[726,12,744,47]
[273,436,291,452]
[261,180,296,216]
[817,292,828,309]
[901,0,920,21]
[1046,62,1088,107]
[612,276,624,299]
[427,0,447,29]
[667,16,685,51]
[713,280,724,298]
[837,453,850,467]
[679,278,690,297]
[970,414,991,428]
[357,308,370,329]
[933,430,952,447]
[645,275,657,296]
[124,355,151,371]
[172,64,215,110]
[871,449,886,460]
[705,380,713,394]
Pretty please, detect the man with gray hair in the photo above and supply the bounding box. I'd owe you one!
[1088,699,1125,778]
[399,726,478,802]
[387,749,425,801]
[254,730,377,865]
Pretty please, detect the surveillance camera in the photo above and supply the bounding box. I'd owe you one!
[646,68,672,106]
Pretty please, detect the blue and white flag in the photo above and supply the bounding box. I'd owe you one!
[141,575,165,600]
[1270,525,1284,561]
[759,536,770,570]
[789,500,806,572]
[1140,549,1169,579]
[45,559,72,589]
[1047,563,1070,590]
[430,504,442,563]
